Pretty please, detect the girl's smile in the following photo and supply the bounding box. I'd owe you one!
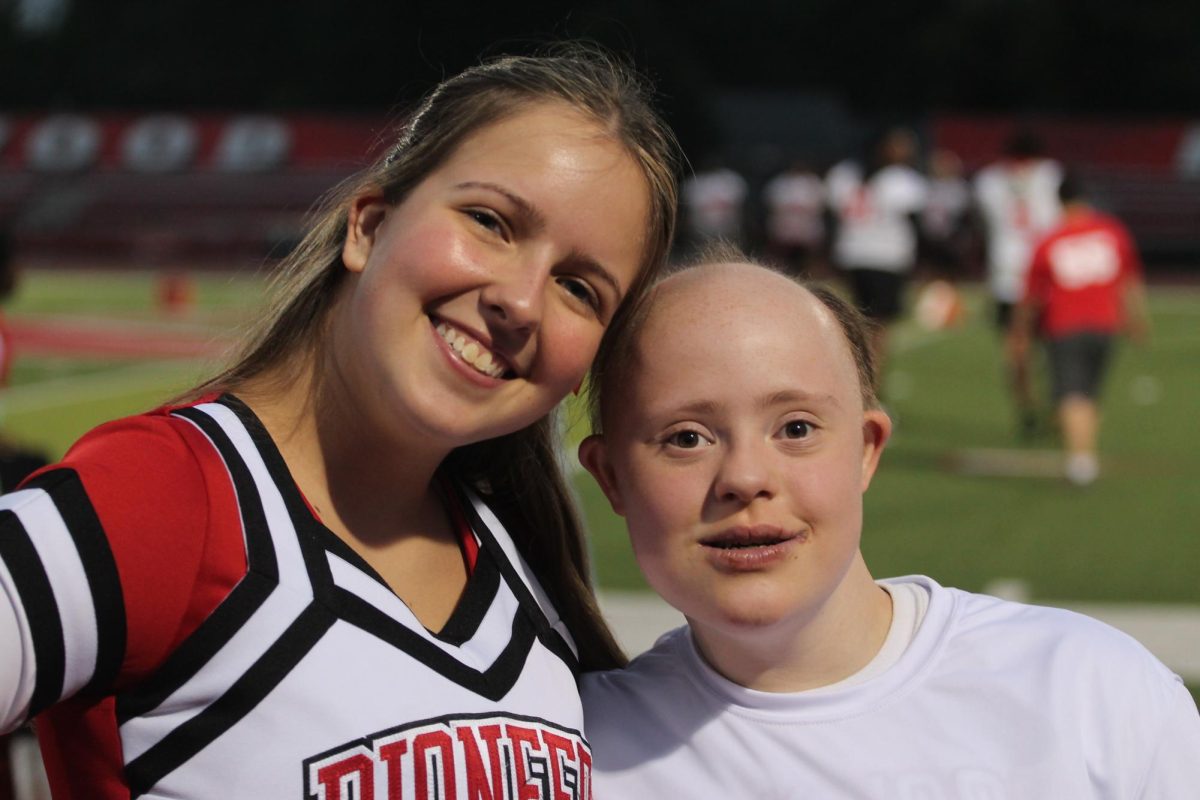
[433,318,513,381]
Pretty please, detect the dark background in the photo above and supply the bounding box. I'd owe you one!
[3,1,1199,270]
[4,0,1199,154]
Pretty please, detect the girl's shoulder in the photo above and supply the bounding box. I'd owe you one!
[16,397,247,684]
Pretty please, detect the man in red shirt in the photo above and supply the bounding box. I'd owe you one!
[1008,172,1149,486]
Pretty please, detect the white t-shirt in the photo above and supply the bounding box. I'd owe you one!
[826,161,928,273]
[582,575,1200,799]
[974,158,1063,303]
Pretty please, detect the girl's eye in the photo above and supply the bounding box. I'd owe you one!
[665,429,708,449]
[781,420,813,439]
[466,208,505,236]
[558,276,600,311]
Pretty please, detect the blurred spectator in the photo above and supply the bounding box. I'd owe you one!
[1008,171,1149,486]
[761,159,825,275]
[919,148,973,280]
[825,126,928,371]
[680,156,749,252]
[974,130,1063,435]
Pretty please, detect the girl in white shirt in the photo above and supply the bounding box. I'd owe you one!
[578,252,1200,799]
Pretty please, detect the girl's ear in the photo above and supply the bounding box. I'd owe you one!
[343,190,388,274]
[578,434,626,516]
[860,409,893,492]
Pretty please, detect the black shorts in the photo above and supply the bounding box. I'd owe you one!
[845,267,907,322]
[994,300,1016,331]
[1046,332,1114,402]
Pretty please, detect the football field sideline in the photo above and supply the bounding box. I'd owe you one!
[598,590,1200,682]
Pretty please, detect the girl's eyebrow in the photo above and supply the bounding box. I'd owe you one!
[455,181,545,229]
[762,389,841,410]
[662,399,723,417]
[658,392,839,418]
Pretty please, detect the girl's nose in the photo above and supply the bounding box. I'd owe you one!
[712,441,776,505]
[479,255,549,335]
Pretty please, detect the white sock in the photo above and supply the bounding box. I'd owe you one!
[1065,452,1100,486]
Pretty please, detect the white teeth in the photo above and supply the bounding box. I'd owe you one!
[434,320,506,379]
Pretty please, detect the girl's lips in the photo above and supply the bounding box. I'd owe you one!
[432,318,514,380]
[700,526,807,572]
[700,525,802,549]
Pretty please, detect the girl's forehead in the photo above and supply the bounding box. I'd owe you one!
[456,102,614,155]
[626,266,860,399]
[641,265,827,346]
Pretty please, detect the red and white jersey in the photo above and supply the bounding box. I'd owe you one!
[583,576,1200,799]
[0,395,591,799]
[826,161,927,273]
[974,158,1063,302]
[1025,210,1143,338]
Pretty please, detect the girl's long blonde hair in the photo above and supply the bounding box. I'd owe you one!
[192,43,680,670]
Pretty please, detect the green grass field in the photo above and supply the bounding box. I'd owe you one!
[4,268,1199,609]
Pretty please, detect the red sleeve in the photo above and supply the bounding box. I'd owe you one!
[52,411,246,687]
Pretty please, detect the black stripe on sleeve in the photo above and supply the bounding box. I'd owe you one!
[215,395,336,595]
[0,509,65,720]
[116,406,287,724]
[171,406,278,582]
[27,471,129,699]
[124,602,336,798]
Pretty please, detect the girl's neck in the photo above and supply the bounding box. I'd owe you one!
[690,554,893,693]
[233,357,449,543]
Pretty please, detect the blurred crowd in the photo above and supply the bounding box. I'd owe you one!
[680,128,1149,485]
[679,127,1063,292]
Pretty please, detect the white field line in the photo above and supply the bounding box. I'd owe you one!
[0,361,200,415]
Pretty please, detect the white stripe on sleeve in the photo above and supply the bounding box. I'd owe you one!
[11,489,100,701]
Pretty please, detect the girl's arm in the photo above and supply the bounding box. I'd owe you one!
[0,411,245,733]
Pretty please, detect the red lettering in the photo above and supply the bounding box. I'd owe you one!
[540,731,575,800]
[379,739,408,800]
[413,730,458,799]
[308,717,590,799]
[315,753,374,800]
[578,745,593,800]
[457,724,507,800]
[506,724,544,800]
